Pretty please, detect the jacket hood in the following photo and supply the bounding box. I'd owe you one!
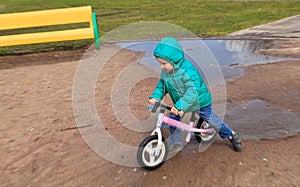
[153,37,185,69]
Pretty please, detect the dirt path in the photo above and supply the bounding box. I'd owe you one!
[1,13,300,185]
[1,37,299,186]
[228,15,300,39]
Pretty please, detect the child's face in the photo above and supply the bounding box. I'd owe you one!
[156,57,174,73]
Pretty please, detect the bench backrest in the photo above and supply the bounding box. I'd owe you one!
[0,6,100,48]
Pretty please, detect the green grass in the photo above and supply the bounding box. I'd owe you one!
[0,0,299,54]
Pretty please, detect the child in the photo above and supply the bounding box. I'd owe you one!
[148,37,243,152]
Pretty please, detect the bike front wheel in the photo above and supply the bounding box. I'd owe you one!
[137,135,168,170]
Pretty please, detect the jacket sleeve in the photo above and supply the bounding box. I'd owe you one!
[174,71,198,111]
[149,78,166,101]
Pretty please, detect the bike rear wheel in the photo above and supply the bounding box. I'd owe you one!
[194,118,217,143]
[137,135,168,170]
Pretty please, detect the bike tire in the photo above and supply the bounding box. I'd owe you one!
[137,135,168,170]
[194,118,217,143]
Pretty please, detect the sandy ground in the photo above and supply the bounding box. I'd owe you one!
[1,17,300,186]
[0,39,299,186]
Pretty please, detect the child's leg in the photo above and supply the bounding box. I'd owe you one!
[197,105,233,138]
[169,113,182,145]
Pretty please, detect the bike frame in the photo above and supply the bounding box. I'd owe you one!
[150,110,214,156]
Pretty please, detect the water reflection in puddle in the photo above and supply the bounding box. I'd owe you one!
[225,99,300,140]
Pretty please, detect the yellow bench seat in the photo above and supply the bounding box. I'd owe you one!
[0,6,100,48]
[0,28,94,47]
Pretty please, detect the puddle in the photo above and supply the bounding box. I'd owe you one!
[117,39,299,80]
[225,99,300,140]
[116,40,300,140]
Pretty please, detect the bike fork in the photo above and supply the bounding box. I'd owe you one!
[150,113,164,156]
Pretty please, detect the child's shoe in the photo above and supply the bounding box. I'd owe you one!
[228,132,243,152]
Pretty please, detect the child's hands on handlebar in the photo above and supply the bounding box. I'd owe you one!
[171,107,184,117]
[148,99,184,117]
[148,98,158,105]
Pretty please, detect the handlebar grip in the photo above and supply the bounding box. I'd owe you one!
[165,105,172,111]
[151,102,160,113]
[149,102,172,113]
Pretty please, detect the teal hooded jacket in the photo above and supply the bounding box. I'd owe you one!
[150,37,212,112]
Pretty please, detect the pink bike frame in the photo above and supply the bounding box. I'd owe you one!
[152,113,214,143]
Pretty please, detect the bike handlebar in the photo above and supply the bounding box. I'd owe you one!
[150,102,172,113]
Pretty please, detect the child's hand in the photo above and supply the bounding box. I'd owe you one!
[171,107,184,117]
[148,98,158,105]
[178,110,184,117]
